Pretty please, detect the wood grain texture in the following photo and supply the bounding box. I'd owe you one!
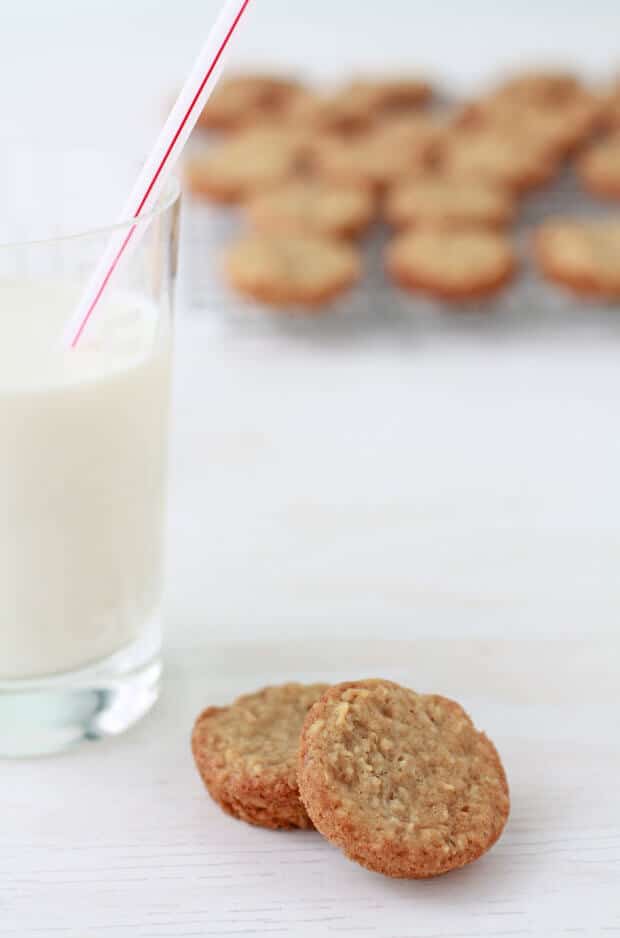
[2,640,619,937]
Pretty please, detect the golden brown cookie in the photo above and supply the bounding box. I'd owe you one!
[245,180,375,240]
[534,219,620,298]
[386,228,517,301]
[298,679,510,879]
[282,89,374,136]
[346,77,433,114]
[495,70,582,107]
[441,129,557,192]
[225,233,362,308]
[384,176,516,231]
[185,128,308,203]
[374,113,450,165]
[197,74,304,131]
[312,130,429,193]
[192,682,329,829]
[577,134,620,200]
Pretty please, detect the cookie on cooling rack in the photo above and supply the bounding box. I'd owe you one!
[577,134,620,200]
[312,129,429,193]
[246,179,375,240]
[185,127,308,202]
[192,683,329,829]
[298,679,510,878]
[386,228,517,301]
[282,88,375,136]
[441,129,557,192]
[534,219,620,298]
[494,69,582,107]
[384,176,516,231]
[225,232,362,308]
[346,77,433,114]
[197,75,304,131]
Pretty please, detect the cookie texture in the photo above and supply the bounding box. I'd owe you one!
[185,128,307,203]
[384,177,515,231]
[298,679,510,878]
[313,130,429,192]
[192,682,328,829]
[535,219,620,297]
[386,228,516,300]
[225,233,362,307]
[577,134,620,200]
[246,180,375,239]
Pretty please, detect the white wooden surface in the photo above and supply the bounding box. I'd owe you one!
[3,640,619,936]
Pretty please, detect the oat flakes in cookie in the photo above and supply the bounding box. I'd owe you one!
[192,683,328,830]
[577,134,620,200]
[246,180,375,240]
[535,219,620,298]
[298,679,509,879]
[225,233,362,308]
[386,228,516,301]
[384,177,516,231]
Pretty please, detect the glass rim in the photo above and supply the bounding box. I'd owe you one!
[0,176,182,251]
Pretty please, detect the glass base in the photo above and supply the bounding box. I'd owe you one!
[0,622,161,758]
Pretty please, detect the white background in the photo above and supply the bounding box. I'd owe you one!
[1,4,619,935]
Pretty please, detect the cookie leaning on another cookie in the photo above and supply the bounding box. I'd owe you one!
[225,233,362,308]
[386,228,517,301]
[298,679,510,878]
[192,683,329,830]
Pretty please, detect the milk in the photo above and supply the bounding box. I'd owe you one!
[0,283,172,679]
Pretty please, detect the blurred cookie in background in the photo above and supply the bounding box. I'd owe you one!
[578,134,620,200]
[312,127,432,193]
[384,176,516,231]
[185,127,309,202]
[386,228,517,301]
[441,128,558,193]
[246,180,375,240]
[535,219,620,298]
[225,232,362,308]
[197,74,305,132]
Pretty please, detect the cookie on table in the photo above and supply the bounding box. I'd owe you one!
[386,228,517,301]
[225,232,362,308]
[197,74,304,131]
[192,682,328,829]
[246,180,375,240]
[578,135,620,200]
[384,176,516,231]
[441,129,556,192]
[185,127,308,203]
[298,679,510,879]
[534,219,620,298]
[312,130,429,193]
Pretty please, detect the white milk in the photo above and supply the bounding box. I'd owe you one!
[0,282,172,679]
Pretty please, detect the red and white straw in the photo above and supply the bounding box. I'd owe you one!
[63,0,252,348]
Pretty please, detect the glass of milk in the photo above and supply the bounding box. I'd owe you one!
[0,150,181,756]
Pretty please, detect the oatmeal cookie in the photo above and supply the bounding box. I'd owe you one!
[298,679,510,878]
[192,682,328,829]
[384,176,516,231]
[225,233,362,307]
[534,219,620,297]
[442,129,557,192]
[386,228,517,300]
[246,180,375,239]
[185,128,308,202]
[312,130,429,192]
[577,134,620,200]
[197,74,303,131]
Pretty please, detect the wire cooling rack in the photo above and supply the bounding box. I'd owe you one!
[180,163,620,343]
